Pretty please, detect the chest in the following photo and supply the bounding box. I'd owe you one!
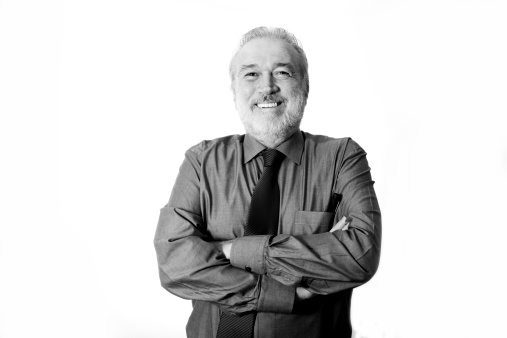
[200,157,338,240]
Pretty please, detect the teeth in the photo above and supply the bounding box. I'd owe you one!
[257,102,280,108]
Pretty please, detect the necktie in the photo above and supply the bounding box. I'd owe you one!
[216,149,285,338]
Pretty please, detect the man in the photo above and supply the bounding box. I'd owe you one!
[154,27,381,338]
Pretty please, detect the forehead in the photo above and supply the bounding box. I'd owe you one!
[234,37,300,69]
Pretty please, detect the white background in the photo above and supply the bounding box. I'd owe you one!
[1,0,506,337]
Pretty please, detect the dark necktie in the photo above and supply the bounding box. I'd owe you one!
[216,149,285,338]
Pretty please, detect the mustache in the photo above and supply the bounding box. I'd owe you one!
[254,95,285,104]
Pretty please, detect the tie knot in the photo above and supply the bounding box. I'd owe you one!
[262,149,284,167]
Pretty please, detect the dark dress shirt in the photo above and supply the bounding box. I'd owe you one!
[154,130,381,338]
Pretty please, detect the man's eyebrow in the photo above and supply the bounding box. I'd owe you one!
[274,63,295,70]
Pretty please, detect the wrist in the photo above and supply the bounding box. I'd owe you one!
[230,236,269,274]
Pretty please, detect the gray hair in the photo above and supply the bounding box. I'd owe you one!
[229,27,310,97]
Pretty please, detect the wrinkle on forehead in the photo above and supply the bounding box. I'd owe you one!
[234,37,300,73]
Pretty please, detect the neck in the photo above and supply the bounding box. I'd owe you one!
[250,128,297,149]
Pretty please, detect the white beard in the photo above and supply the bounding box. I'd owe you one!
[236,88,307,148]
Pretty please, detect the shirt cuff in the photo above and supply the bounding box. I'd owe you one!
[230,235,269,275]
[257,276,295,313]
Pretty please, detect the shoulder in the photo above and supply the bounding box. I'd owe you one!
[186,134,244,159]
[302,131,364,154]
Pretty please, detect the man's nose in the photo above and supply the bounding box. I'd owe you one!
[257,73,279,95]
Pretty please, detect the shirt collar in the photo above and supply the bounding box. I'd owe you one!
[243,130,304,165]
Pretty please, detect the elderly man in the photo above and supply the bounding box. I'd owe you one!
[154,27,381,338]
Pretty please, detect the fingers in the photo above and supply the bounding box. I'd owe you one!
[214,240,233,259]
[329,216,350,232]
[296,287,315,301]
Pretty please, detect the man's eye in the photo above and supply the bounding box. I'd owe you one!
[275,71,291,79]
[245,73,258,78]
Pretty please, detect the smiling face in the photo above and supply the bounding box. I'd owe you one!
[232,37,308,147]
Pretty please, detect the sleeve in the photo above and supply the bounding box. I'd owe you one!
[154,144,295,315]
[230,138,381,295]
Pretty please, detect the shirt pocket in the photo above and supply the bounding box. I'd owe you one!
[292,211,335,235]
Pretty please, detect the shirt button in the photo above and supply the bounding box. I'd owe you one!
[245,266,251,272]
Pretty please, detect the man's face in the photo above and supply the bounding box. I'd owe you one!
[232,37,307,143]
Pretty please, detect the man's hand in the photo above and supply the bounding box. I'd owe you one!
[330,216,350,232]
[215,240,233,260]
[296,216,351,302]
[296,287,315,301]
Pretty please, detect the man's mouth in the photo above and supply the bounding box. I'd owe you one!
[256,102,282,108]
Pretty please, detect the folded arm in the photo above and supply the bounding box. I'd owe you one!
[154,146,295,315]
[218,216,351,301]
